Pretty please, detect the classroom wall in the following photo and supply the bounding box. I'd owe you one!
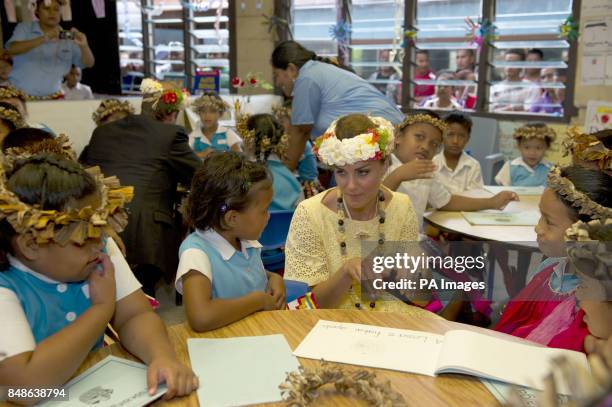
[234,0,276,96]
[497,0,612,167]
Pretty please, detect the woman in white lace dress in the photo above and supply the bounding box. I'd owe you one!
[284,114,431,314]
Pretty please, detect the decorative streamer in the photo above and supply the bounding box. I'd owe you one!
[262,14,290,40]
[559,15,579,42]
[465,16,498,50]
[402,27,417,48]
[91,0,103,18]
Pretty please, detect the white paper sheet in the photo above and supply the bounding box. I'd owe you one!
[293,320,444,376]
[188,335,300,407]
[39,356,166,407]
[461,211,540,226]
[483,185,544,196]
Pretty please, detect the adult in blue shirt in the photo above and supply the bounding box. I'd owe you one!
[6,0,94,97]
[271,40,404,170]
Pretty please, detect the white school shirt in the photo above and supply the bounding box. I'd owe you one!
[0,238,141,359]
[387,154,452,229]
[61,82,94,100]
[422,97,462,111]
[433,151,484,194]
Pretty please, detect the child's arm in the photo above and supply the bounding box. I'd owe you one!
[383,160,438,191]
[230,143,242,153]
[0,256,116,395]
[182,271,277,332]
[285,124,312,171]
[440,191,518,211]
[266,271,286,309]
[111,291,198,400]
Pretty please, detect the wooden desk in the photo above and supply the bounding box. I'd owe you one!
[77,309,501,407]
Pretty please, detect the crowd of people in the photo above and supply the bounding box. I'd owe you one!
[0,37,609,406]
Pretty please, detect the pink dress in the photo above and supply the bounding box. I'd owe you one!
[495,259,588,352]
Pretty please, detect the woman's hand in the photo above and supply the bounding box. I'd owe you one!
[146,356,199,400]
[71,28,88,47]
[266,272,286,309]
[342,257,363,281]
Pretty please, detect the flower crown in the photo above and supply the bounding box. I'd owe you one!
[548,166,612,221]
[313,116,395,167]
[192,94,229,114]
[562,126,612,172]
[271,104,291,120]
[154,89,188,114]
[0,138,133,246]
[512,125,556,142]
[0,106,25,129]
[565,219,612,293]
[92,99,135,125]
[140,78,164,96]
[0,85,26,102]
[236,113,289,161]
[398,113,448,134]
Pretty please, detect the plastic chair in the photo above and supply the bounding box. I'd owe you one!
[465,117,506,185]
[259,210,294,272]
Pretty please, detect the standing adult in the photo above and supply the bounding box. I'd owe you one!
[271,41,404,170]
[80,86,201,295]
[6,0,94,97]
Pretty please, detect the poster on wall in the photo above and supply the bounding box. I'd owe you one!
[585,100,612,133]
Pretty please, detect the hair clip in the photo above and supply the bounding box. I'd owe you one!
[219,203,229,214]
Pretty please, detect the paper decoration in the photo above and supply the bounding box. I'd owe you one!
[559,15,579,42]
[92,0,104,18]
[465,16,498,50]
[329,19,351,45]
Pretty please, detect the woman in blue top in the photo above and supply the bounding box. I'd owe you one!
[239,113,302,211]
[271,40,404,170]
[6,0,94,97]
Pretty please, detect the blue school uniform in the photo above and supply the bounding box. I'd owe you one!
[176,229,268,299]
[190,125,241,153]
[0,258,103,348]
[267,157,302,211]
[495,157,552,187]
[296,141,319,182]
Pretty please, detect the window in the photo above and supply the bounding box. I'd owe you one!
[116,0,233,94]
[291,0,579,121]
[407,0,577,120]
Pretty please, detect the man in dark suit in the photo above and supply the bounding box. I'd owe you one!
[81,91,200,295]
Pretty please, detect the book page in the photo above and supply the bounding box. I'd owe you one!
[293,320,444,376]
[435,330,589,395]
[188,335,300,407]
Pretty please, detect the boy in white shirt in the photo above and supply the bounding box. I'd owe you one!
[433,112,484,194]
[384,110,517,230]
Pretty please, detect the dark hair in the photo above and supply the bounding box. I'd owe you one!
[505,48,526,60]
[334,114,376,140]
[557,166,612,222]
[185,152,272,232]
[36,0,65,9]
[527,48,544,59]
[398,109,442,133]
[0,153,97,270]
[444,111,473,133]
[416,50,429,57]
[516,122,554,147]
[458,49,475,57]
[247,114,285,163]
[0,102,21,132]
[1,127,54,151]
[271,40,353,72]
[591,129,612,149]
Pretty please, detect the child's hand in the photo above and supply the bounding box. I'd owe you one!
[398,160,437,181]
[71,28,88,47]
[266,273,286,309]
[489,191,519,210]
[88,254,116,309]
[147,356,199,400]
[260,291,279,311]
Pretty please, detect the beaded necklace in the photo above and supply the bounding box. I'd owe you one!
[336,189,386,309]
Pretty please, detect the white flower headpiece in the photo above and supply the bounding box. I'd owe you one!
[313,116,395,167]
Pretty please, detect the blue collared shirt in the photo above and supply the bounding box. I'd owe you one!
[6,22,83,96]
[291,60,404,137]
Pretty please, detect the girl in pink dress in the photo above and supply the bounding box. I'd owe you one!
[495,165,612,351]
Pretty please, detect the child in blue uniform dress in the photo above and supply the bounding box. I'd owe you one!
[495,123,556,186]
[175,152,286,332]
[238,113,302,210]
[0,150,197,402]
[189,91,241,158]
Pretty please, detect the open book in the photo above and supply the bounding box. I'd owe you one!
[293,320,589,395]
